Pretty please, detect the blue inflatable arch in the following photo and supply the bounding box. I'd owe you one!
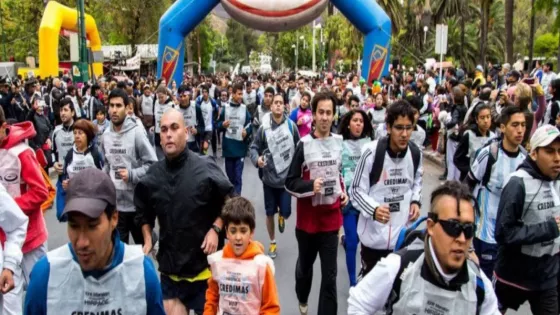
[157,0,391,87]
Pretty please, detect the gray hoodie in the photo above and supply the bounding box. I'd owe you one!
[100,116,157,212]
[250,115,300,188]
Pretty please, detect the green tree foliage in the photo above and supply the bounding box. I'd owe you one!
[535,33,560,57]
[225,19,258,64]
[188,16,220,73]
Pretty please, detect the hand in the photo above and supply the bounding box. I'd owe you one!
[54,162,63,175]
[149,126,154,133]
[45,138,52,149]
[201,228,219,254]
[340,192,348,206]
[555,216,560,232]
[0,269,14,294]
[223,120,230,128]
[62,179,69,191]
[10,98,15,104]
[118,168,129,183]
[257,156,266,168]
[374,205,391,224]
[190,126,197,136]
[242,128,247,139]
[142,236,153,255]
[313,178,324,194]
[409,203,420,222]
[297,117,304,126]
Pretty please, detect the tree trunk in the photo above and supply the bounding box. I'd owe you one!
[196,30,202,74]
[460,2,465,65]
[528,0,536,73]
[479,0,491,67]
[505,0,514,64]
[186,36,193,75]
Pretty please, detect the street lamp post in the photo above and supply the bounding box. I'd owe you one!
[423,26,428,44]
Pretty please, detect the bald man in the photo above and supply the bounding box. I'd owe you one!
[48,78,65,125]
[135,109,234,315]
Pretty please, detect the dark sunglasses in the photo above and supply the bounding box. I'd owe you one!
[428,213,475,239]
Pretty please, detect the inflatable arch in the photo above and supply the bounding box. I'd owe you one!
[157,0,391,87]
[39,1,103,78]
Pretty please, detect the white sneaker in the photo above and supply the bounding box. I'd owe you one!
[299,303,308,315]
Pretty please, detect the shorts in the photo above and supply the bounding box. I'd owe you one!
[494,278,558,313]
[160,274,207,314]
[263,184,292,218]
[203,131,213,142]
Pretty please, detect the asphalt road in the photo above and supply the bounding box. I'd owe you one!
[44,156,532,315]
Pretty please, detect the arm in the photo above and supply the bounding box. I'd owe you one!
[61,149,72,180]
[204,277,219,315]
[534,87,547,124]
[467,147,490,192]
[144,257,166,315]
[249,126,264,168]
[196,105,205,136]
[23,257,49,315]
[134,181,157,242]
[99,134,110,175]
[349,148,379,217]
[495,176,560,245]
[51,130,58,159]
[479,270,501,315]
[216,107,226,130]
[289,109,298,124]
[0,187,28,273]
[129,130,157,185]
[410,154,423,203]
[445,108,460,130]
[285,142,314,198]
[14,150,48,214]
[208,158,235,200]
[245,110,253,136]
[453,133,471,175]
[259,264,280,315]
[347,254,400,314]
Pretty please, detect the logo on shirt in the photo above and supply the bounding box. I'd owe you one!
[0,173,18,182]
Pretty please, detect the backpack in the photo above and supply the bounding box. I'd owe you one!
[474,138,527,189]
[369,136,421,187]
[385,246,485,315]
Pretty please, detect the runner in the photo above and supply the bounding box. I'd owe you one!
[289,91,313,138]
[338,109,373,287]
[444,87,468,180]
[217,83,252,195]
[367,93,386,130]
[92,107,110,146]
[0,180,28,313]
[24,168,165,314]
[253,87,274,131]
[349,100,422,276]
[0,107,48,315]
[135,109,234,315]
[153,85,176,160]
[348,181,500,315]
[250,93,299,259]
[204,197,280,314]
[195,85,218,156]
[285,92,348,315]
[52,98,75,220]
[494,124,560,314]
[140,85,154,132]
[177,85,204,153]
[466,106,527,279]
[100,88,157,245]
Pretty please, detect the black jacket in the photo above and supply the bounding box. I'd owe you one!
[446,103,467,141]
[27,111,53,150]
[134,148,234,277]
[495,157,560,290]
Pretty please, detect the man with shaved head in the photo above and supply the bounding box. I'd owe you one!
[135,108,234,315]
[47,77,65,125]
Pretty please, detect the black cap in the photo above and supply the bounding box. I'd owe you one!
[62,168,116,219]
[508,70,521,80]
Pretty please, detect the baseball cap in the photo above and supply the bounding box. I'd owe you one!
[62,168,116,219]
[530,125,560,151]
[475,65,484,73]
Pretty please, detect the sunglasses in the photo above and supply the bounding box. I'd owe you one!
[428,213,475,239]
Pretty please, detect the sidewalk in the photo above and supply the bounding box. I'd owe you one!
[422,148,445,169]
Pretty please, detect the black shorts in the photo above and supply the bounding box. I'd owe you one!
[160,274,207,314]
[494,279,558,313]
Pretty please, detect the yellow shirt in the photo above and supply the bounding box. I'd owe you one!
[167,268,212,282]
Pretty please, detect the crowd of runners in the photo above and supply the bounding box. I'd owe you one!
[0,61,559,314]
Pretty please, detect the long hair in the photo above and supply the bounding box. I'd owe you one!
[337,109,373,140]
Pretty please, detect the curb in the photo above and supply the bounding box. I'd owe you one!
[422,150,445,169]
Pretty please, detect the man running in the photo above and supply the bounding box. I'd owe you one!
[467,106,527,279]
[0,107,48,315]
[177,85,204,153]
[195,85,218,156]
[250,93,299,259]
[286,92,348,315]
[348,181,500,314]
[217,83,252,195]
[152,85,175,160]
[100,88,157,245]
[494,124,560,314]
[253,87,274,131]
[135,108,233,315]
[24,168,165,314]
[350,100,422,276]
[52,99,75,216]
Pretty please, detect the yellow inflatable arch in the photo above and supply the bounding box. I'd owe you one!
[39,1,103,78]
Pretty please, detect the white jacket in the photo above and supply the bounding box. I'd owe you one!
[0,184,28,272]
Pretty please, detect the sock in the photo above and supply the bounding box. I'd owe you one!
[271,239,276,244]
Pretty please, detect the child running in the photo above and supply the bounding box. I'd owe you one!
[204,197,280,315]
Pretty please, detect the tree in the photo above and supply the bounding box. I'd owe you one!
[375,0,405,34]
[479,0,493,66]
[528,0,537,72]
[535,33,559,57]
[505,0,514,63]
[225,19,258,64]
[188,16,220,74]
[536,0,560,66]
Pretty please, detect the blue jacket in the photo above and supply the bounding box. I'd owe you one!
[217,102,252,158]
[24,233,165,315]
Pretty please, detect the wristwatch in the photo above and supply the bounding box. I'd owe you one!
[211,224,222,234]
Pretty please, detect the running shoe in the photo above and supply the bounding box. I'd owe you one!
[278,215,285,233]
[299,303,308,315]
[268,242,277,259]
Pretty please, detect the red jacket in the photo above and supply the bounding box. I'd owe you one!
[0,122,48,253]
